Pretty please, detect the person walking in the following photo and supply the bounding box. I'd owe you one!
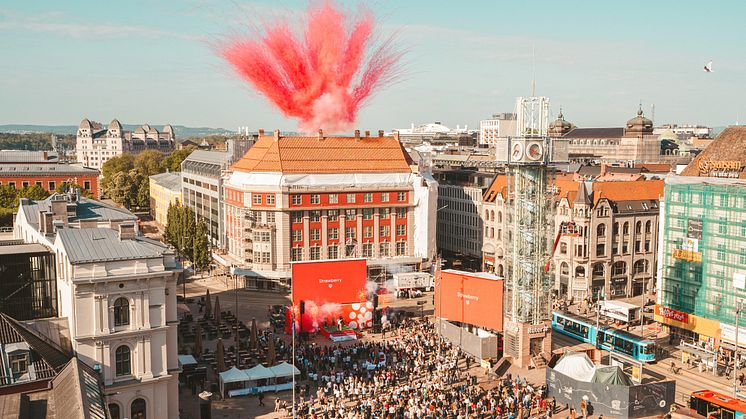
[258,392,265,406]
[580,398,588,418]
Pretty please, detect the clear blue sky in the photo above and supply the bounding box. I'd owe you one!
[1,0,744,132]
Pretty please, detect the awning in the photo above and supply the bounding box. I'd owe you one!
[178,354,198,367]
[677,344,716,360]
[245,364,276,381]
[219,366,250,384]
[268,362,300,378]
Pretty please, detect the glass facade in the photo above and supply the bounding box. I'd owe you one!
[0,245,57,320]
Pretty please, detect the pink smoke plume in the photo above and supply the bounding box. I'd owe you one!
[219,1,403,133]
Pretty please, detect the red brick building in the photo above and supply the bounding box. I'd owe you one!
[222,130,438,286]
[0,151,99,198]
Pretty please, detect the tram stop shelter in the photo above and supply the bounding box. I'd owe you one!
[677,341,717,376]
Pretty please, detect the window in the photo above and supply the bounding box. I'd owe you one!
[380,225,390,237]
[311,194,320,204]
[329,194,338,204]
[363,208,373,220]
[575,266,585,278]
[592,263,604,278]
[108,404,121,419]
[396,208,407,219]
[84,181,92,190]
[310,211,321,222]
[612,242,619,255]
[266,212,275,223]
[717,244,726,261]
[328,227,339,240]
[396,224,406,236]
[48,181,56,190]
[346,194,356,203]
[9,353,28,375]
[596,244,605,257]
[309,246,321,260]
[328,246,338,259]
[292,230,302,242]
[397,192,406,202]
[291,195,302,205]
[613,222,619,235]
[379,208,390,218]
[623,222,629,235]
[560,263,569,276]
[327,210,338,221]
[253,194,262,205]
[622,241,629,254]
[266,194,275,205]
[364,226,373,238]
[345,209,356,218]
[114,297,129,327]
[22,181,29,188]
[498,212,503,223]
[597,224,606,237]
[345,227,356,239]
[380,193,389,202]
[644,240,651,252]
[346,243,356,257]
[291,247,303,261]
[560,242,567,254]
[634,260,648,274]
[395,241,406,256]
[291,211,303,223]
[364,193,373,203]
[258,252,270,263]
[635,240,641,253]
[131,398,146,419]
[379,243,390,257]
[310,229,320,241]
[115,346,131,377]
[613,261,626,276]
[635,221,642,234]
[8,182,14,189]
[362,243,373,257]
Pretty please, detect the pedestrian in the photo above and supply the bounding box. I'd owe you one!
[580,399,587,418]
[258,392,265,406]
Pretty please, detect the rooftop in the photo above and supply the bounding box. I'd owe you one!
[149,172,182,192]
[56,228,171,264]
[592,180,664,204]
[680,125,746,178]
[231,133,414,174]
[562,127,625,139]
[0,151,58,164]
[0,242,50,256]
[0,164,98,176]
[184,149,232,166]
[19,193,136,232]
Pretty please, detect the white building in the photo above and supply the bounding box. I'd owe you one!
[76,119,176,170]
[479,113,517,146]
[13,191,180,419]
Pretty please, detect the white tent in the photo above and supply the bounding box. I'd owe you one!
[268,362,300,378]
[219,367,250,398]
[553,351,596,382]
[245,364,276,381]
[178,354,198,367]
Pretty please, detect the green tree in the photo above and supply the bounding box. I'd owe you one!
[162,146,195,172]
[101,154,135,195]
[193,219,211,272]
[107,171,137,208]
[18,184,50,201]
[180,207,197,261]
[134,150,164,176]
[133,171,150,208]
[0,185,17,208]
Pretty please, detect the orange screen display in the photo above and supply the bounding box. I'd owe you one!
[434,270,504,331]
[291,259,367,306]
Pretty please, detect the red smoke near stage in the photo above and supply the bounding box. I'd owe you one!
[219,1,403,133]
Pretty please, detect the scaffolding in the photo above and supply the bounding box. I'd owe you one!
[659,179,746,327]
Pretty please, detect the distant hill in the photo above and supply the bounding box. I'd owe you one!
[0,124,236,138]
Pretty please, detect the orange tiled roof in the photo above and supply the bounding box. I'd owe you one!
[592,179,664,204]
[231,134,414,174]
[483,175,579,203]
[680,126,746,178]
[636,163,672,173]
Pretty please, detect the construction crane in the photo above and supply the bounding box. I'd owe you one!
[544,221,578,273]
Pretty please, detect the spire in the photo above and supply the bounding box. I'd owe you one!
[574,182,591,206]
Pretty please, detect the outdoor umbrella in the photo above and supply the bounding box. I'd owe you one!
[250,318,258,350]
[205,289,212,319]
[194,322,203,357]
[216,339,226,372]
[214,296,221,325]
[266,333,276,366]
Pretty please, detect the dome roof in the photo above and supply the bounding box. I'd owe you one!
[625,108,653,135]
[162,124,173,133]
[141,124,152,132]
[549,110,573,135]
[134,127,146,134]
[108,119,122,131]
[79,118,92,129]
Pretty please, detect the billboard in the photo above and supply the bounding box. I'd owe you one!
[291,259,367,306]
[435,270,503,332]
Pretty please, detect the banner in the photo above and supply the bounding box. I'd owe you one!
[435,270,503,331]
[285,301,375,333]
[291,259,367,306]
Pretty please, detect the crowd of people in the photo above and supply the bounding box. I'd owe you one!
[283,318,557,418]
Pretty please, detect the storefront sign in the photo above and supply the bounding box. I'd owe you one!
[672,248,702,263]
[527,325,549,335]
[682,238,699,253]
[698,159,744,178]
[720,323,746,348]
[687,219,703,240]
[655,306,689,324]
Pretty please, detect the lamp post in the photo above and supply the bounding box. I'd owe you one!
[735,300,742,398]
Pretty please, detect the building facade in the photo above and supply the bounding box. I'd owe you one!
[479,113,517,146]
[222,130,438,286]
[13,191,180,418]
[0,241,57,321]
[0,150,99,198]
[656,126,746,349]
[181,151,230,249]
[76,119,175,170]
[149,172,182,227]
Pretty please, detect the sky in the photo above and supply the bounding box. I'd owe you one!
[1,0,745,132]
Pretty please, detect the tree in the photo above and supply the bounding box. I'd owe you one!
[133,172,150,208]
[108,171,137,208]
[180,207,197,261]
[18,184,50,201]
[165,201,183,253]
[0,185,17,208]
[162,146,195,173]
[193,219,211,273]
[134,150,164,176]
[101,154,135,195]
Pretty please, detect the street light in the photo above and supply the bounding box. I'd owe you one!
[735,300,743,398]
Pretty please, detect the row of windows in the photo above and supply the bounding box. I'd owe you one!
[253,193,276,205]
[183,176,219,192]
[291,225,406,242]
[0,180,92,190]
[559,260,649,277]
[291,192,406,206]
[290,241,407,261]
[291,208,407,223]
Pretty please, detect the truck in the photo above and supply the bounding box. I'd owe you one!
[392,272,433,292]
[598,300,642,324]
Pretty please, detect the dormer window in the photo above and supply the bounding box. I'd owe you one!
[9,353,28,375]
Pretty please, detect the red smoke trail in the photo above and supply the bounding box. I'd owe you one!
[219,1,402,133]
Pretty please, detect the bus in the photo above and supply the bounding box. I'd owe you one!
[551,311,656,362]
[689,390,746,419]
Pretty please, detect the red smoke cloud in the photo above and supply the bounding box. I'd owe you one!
[220,1,402,133]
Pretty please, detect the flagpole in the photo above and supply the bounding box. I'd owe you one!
[291,300,296,418]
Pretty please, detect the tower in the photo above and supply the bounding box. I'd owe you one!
[496,96,568,367]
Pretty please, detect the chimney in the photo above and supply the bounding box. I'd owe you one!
[317,129,324,140]
[393,131,400,142]
[43,151,48,160]
[258,129,265,136]
[364,130,370,137]
[378,130,384,137]
[118,223,137,240]
[273,129,280,142]
[50,198,67,219]
[354,130,360,140]
[39,211,53,235]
